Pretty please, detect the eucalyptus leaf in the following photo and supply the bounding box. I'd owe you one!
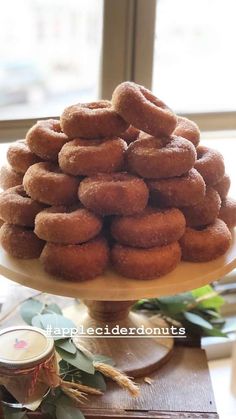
[191,285,224,310]
[203,328,228,338]
[133,298,158,311]
[93,354,115,366]
[31,314,44,329]
[40,400,56,417]
[222,320,236,334]
[2,406,28,419]
[59,359,72,374]
[43,303,63,315]
[56,396,85,419]
[78,371,107,391]
[56,347,95,374]
[183,311,213,330]
[158,292,194,316]
[38,314,77,339]
[204,309,221,318]
[55,339,77,354]
[20,298,44,325]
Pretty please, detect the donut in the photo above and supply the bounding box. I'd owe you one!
[0,218,4,228]
[26,119,69,161]
[0,165,23,190]
[0,223,45,259]
[79,173,149,216]
[214,174,231,199]
[126,135,196,179]
[111,241,181,280]
[40,236,109,281]
[111,207,186,248]
[61,100,128,139]
[59,137,127,176]
[173,116,200,147]
[23,162,80,205]
[148,168,206,208]
[181,187,221,227]
[112,81,177,136]
[194,145,225,186]
[35,205,102,244]
[0,185,46,227]
[120,126,140,144]
[179,219,231,262]
[219,198,236,228]
[7,140,41,174]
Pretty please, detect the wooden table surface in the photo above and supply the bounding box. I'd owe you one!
[0,347,219,419]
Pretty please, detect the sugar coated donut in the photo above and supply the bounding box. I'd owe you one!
[79,173,149,216]
[112,82,177,136]
[120,125,140,144]
[61,100,128,139]
[126,135,196,179]
[23,162,80,205]
[26,119,69,161]
[173,116,200,147]
[148,168,206,207]
[111,241,181,280]
[0,165,23,190]
[40,236,109,281]
[0,223,45,259]
[111,207,186,248]
[0,185,46,227]
[214,174,231,199]
[7,140,41,174]
[59,137,127,176]
[219,198,236,228]
[35,205,102,244]
[194,145,225,186]
[181,187,221,227]
[179,219,231,262]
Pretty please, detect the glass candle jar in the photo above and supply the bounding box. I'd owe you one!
[0,326,59,408]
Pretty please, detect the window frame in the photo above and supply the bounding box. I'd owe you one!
[0,0,236,142]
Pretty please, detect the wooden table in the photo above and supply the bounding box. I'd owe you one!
[0,346,219,419]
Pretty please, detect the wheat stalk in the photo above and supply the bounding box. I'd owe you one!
[93,362,140,397]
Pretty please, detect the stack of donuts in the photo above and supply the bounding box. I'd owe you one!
[0,81,235,281]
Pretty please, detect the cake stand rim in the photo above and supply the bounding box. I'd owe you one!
[0,228,235,301]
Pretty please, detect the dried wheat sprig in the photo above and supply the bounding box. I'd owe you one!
[93,362,140,397]
[61,386,87,404]
[61,379,103,395]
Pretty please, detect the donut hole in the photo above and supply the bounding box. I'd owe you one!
[109,173,133,183]
[17,188,29,199]
[196,148,205,160]
[139,137,168,150]
[74,139,104,147]
[47,164,63,175]
[83,101,110,110]
[47,205,81,215]
[44,120,63,134]
[195,226,207,231]
[140,87,166,109]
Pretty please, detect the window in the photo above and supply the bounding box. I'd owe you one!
[0,0,103,120]
[1,0,236,139]
[152,0,236,115]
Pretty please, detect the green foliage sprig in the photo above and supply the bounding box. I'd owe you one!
[2,300,113,419]
[133,285,228,338]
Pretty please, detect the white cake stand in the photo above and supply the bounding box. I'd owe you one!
[0,229,236,377]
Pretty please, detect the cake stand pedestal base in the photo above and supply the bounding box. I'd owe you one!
[65,300,174,378]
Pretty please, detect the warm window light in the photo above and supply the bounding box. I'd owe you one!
[153,0,236,113]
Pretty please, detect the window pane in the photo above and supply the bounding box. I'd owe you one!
[0,0,103,120]
[153,0,236,113]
